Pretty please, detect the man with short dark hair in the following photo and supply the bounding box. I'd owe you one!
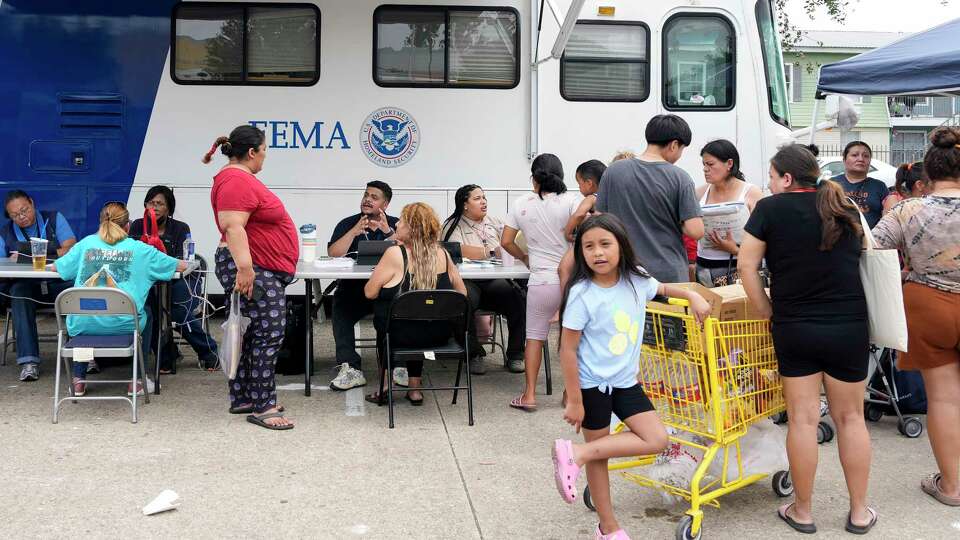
[596,114,704,283]
[1,190,77,381]
[327,181,399,390]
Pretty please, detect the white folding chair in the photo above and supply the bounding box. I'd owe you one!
[52,287,149,424]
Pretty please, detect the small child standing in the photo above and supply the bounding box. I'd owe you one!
[552,214,711,540]
[565,160,607,242]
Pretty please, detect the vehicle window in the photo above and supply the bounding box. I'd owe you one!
[822,161,845,177]
[561,22,649,102]
[756,0,790,126]
[663,15,735,109]
[173,3,319,85]
[374,7,519,88]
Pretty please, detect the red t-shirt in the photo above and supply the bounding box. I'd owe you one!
[211,167,299,275]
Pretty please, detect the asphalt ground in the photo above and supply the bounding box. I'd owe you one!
[1,316,958,539]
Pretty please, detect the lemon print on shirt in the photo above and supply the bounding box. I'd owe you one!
[609,309,640,355]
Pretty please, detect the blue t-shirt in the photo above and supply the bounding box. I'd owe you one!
[0,212,76,256]
[832,175,889,229]
[55,235,179,336]
[562,273,660,392]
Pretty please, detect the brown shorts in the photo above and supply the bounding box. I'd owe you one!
[899,282,960,371]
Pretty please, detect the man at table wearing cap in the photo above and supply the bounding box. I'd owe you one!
[326,181,398,391]
[0,190,77,382]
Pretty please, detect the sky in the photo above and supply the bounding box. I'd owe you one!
[784,0,958,32]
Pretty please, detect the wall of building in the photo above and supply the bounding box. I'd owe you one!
[785,51,891,129]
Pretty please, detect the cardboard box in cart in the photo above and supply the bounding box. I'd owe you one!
[647,283,769,322]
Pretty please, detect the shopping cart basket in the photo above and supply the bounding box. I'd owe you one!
[583,299,789,540]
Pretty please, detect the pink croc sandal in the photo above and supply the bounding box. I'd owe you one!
[552,439,581,503]
[595,524,632,540]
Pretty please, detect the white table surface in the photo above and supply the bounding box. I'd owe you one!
[296,260,530,280]
[0,258,199,280]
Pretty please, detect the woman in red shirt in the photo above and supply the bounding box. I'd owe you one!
[204,125,299,430]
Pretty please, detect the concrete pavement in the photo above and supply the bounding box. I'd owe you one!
[0,318,958,539]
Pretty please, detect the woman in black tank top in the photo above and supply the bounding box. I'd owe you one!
[363,203,467,405]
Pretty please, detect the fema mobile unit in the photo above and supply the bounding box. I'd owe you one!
[0,0,791,283]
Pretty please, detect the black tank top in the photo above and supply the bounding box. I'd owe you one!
[374,246,455,349]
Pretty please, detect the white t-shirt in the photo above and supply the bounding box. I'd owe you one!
[505,191,582,285]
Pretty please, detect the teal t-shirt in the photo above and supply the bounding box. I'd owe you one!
[562,272,660,393]
[56,235,179,336]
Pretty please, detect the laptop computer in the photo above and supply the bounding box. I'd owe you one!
[441,241,463,264]
[356,240,397,266]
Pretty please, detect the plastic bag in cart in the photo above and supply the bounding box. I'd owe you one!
[709,419,788,478]
[219,291,250,380]
[634,428,706,505]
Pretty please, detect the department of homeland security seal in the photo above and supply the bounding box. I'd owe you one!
[360,107,420,168]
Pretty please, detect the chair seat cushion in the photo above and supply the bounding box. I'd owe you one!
[64,334,135,349]
[392,338,465,360]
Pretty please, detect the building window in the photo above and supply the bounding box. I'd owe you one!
[374,6,519,89]
[560,21,650,102]
[172,3,319,86]
[663,14,735,110]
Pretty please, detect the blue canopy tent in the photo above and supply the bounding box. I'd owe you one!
[817,17,960,96]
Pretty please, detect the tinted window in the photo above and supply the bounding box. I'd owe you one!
[173,3,319,85]
[374,7,519,88]
[561,22,649,102]
[663,15,735,109]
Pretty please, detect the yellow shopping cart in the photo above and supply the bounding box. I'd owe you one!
[583,298,789,540]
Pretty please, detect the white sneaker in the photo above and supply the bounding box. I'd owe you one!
[330,363,366,391]
[393,367,409,387]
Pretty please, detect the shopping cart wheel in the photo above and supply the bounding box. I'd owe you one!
[582,486,595,511]
[675,515,701,540]
[817,422,834,444]
[865,404,884,423]
[898,417,923,438]
[772,470,794,497]
[772,412,788,424]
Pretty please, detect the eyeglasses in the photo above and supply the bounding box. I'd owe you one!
[147,200,167,208]
[8,207,32,219]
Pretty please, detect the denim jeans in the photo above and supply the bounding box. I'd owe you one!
[11,279,73,366]
[331,280,375,370]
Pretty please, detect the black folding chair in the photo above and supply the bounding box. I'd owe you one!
[383,289,473,428]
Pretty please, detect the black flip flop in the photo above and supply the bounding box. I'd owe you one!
[365,392,387,406]
[230,404,284,414]
[845,507,878,535]
[778,503,816,534]
[405,393,424,406]
[246,412,294,430]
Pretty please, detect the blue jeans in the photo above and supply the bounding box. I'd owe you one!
[11,279,73,366]
[149,277,218,365]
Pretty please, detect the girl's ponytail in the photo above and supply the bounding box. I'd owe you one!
[816,179,862,251]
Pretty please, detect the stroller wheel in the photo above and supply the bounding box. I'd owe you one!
[865,404,884,423]
[772,470,794,497]
[817,422,834,444]
[898,417,923,439]
[772,411,788,424]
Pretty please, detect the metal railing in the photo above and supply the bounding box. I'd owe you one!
[889,96,959,118]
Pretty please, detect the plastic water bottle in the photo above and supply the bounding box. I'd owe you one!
[182,237,196,261]
[300,224,317,262]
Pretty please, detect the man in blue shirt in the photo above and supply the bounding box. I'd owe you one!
[326,181,398,391]
[2,190,77,381]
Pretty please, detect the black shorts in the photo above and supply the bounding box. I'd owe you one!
[581,384,655,431]
[771,320,869,383]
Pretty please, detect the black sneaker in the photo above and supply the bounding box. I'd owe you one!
[469,357,487,375]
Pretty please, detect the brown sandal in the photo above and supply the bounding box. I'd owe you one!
[921,473,960,506]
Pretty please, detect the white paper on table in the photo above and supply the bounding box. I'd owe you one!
[312,257,355,269]
[423,351,436,360]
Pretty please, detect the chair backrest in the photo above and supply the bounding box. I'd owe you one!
[387,289,470,327]
[55,287,139,332]
[357,240,397,265]
[441,241,463,264]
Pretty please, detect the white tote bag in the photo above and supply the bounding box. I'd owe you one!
[219,292,250,379]
[854,208,909,351]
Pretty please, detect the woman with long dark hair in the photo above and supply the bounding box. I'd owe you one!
[694,139,763,287]
[739,144,876,534]
[502,153,582,411]
[874,128,960,507]
[442,184,526,374]
[205,125,299,430]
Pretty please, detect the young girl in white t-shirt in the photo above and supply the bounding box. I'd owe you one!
[552,214,710,540]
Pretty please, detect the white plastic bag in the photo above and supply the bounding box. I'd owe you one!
[219,291,250,379]
[738,420,789,477]
[854,207,909,351]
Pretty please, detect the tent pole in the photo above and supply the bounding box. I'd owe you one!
[809,98,821,145]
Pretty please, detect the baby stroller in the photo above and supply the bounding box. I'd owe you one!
[771,345,924,441]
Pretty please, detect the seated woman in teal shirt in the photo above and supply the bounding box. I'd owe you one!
[52,202,187,396]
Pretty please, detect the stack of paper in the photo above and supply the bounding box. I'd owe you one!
[313,257,355,269]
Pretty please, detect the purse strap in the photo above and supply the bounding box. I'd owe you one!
[848,197,876,251]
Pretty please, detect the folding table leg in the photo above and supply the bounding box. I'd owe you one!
[304,279,314,397]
